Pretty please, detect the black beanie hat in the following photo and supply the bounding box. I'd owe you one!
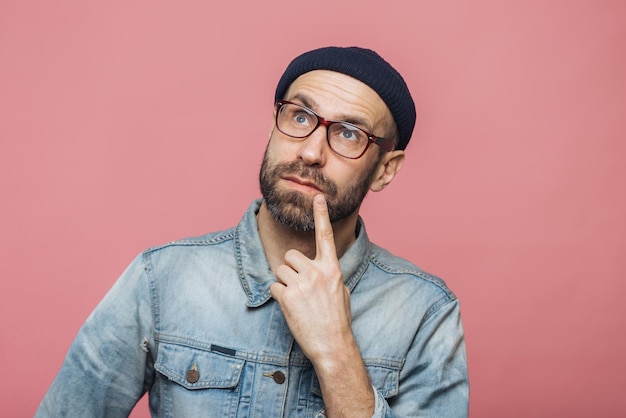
[274,46,416,151]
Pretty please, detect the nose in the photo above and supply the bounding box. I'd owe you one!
[297,124,328,166]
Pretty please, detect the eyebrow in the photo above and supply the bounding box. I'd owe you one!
[288,93,374,133]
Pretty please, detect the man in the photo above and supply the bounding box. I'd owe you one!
[37,46,469,417]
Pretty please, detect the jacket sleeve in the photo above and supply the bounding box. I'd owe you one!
[35,254,155,417]
[373,298,469,418]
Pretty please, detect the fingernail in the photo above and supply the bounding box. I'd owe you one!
[315,194,325,205]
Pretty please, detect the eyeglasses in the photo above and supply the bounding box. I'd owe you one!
[274,100,395,159]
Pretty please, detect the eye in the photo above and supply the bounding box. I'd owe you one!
[286,106,315,127]
[295,113,309,125]
[341,130,356,139]
[338,125,363,142]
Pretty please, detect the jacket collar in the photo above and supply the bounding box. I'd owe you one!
[235,199,371,307]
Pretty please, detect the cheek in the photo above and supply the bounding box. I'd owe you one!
[266,133,294,158]
[266,135,317,169]
[345,161,380,190]
[262,136,283,164]
[330,164,367,190]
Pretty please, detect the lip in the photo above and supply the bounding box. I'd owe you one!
[282,175,323,194]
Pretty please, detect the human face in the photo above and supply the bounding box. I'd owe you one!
[259,70,394,231]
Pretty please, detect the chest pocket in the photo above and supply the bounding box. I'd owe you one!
[154,342,245,417]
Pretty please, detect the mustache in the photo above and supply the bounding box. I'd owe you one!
[270,160,337,197]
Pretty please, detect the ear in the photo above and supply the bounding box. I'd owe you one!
[369,150,405,192]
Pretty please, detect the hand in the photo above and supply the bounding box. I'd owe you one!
[270,194,353,362]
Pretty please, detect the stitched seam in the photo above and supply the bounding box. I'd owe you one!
[144,231,236,256]
[370,256,455,301]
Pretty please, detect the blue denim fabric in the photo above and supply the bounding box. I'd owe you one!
[36,199,468,417]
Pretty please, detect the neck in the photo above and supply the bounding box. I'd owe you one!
[256,200,359,273]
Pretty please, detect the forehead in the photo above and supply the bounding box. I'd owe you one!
[284,70,392,131]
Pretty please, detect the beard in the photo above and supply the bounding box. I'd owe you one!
[259,149,378,231]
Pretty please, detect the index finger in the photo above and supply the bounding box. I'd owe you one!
[313,194,337,261]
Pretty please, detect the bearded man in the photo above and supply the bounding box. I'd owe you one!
[37,46,469,418]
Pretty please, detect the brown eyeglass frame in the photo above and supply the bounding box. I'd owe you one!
[275,100,395,159]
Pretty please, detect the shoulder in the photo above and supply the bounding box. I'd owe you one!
[365,243,457,308]
[136,227,238,273]
[143,226,237,256]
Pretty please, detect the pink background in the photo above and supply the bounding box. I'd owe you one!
[1,1,625,416]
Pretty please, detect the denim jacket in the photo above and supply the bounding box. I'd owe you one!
[37,200,468,417]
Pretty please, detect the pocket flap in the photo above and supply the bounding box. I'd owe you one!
[155,342,244,390]
[366,364,400,398]
[311,362,399,398]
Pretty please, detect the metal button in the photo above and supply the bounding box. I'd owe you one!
[272,371,285,384]
[186,369,199,383]
[186,362,200,383]
[263,370,286,384]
